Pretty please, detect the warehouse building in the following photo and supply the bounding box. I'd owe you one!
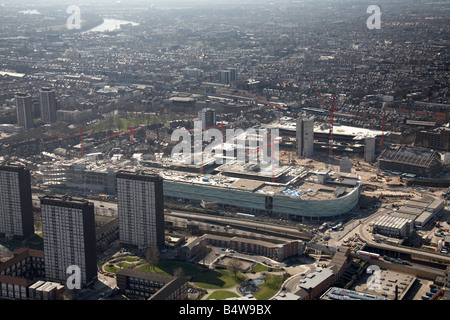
[378,146,442,178]
[392,197,444,229]
[321,287,386,300]
[372,215,414,239]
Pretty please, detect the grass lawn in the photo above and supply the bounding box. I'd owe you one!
[193,269,245,289]
[250,263,269,273]
[87,112,189,133]
[136,264,171,275]
[252,275,284,300]
[104,265,121,273]
[123,256,140,262]
[206,290,240,300]
[136,261,201,278]
[118,262,133,269]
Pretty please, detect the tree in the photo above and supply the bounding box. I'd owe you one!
[227,258,243,278]
[197,242,210,265]
[145,247,160,271]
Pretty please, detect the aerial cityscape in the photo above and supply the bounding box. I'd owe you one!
[0,0,449,308]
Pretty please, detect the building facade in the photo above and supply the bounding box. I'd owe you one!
[116,269,187,300]
[296,114,314,157]
[15,92,34,129]
[116,170,165,250]
[0,248,45,300]
[378,146,442,178]
[0,163,34,239]
[39,87,57,123]
[198,107,216,129]
[40,195,97,287]
[183,234,305,262]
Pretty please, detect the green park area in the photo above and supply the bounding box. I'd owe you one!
[100,255,286,300]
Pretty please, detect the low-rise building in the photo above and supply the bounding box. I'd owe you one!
[180,234,305,262]
[295,268,335,300]
[372,215,414,239]
[116,269,187,300]
[0,248,53,300]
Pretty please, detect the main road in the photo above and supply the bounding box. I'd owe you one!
[167,210,314,241]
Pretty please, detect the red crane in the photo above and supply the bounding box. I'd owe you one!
[187,122,237,132]
[328,93,338,158]
[302,74,338,158]
[302,75,402,156]
[102,125,144,143]
[257,100,287,121]
[334,109,398,153]
[44,127,94,158]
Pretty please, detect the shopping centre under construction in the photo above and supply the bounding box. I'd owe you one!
[36,151,361,221]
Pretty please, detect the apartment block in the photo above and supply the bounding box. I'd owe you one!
[15,92,34,130]
[116,170,165,250]
[39,87,57,123]
[116,269,188,300]
[0,248,45,300]
[0,162,34,239]
[40,195,97,287]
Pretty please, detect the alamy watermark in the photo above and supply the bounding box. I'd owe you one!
[67,5,81,30]
[66,265,81,289]
[171,122,280,168]
[366,264,382,291]
[367,5,382,30]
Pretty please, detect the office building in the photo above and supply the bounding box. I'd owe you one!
[0,163,34,239]
[198,107,216,129]
[116,170,164,250]
[39,87,57,123]
[15,93,34,130]
[40,195,97,287]
[296,114,315,157]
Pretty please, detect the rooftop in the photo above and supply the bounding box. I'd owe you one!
[266,121,385,140]
[298,268,334,290]
[116,268,176,283]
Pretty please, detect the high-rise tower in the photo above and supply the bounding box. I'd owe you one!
[116,170,165,250]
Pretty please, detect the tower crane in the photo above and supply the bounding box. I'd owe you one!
[44,127,94,158]
[302,73,338,159]
[102,125,144,143]
[334,107,399,153]
[256,100,287,121]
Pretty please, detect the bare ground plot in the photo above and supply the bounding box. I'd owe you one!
[215,256,256,272]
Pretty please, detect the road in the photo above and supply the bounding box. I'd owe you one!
[167,210,313,240]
